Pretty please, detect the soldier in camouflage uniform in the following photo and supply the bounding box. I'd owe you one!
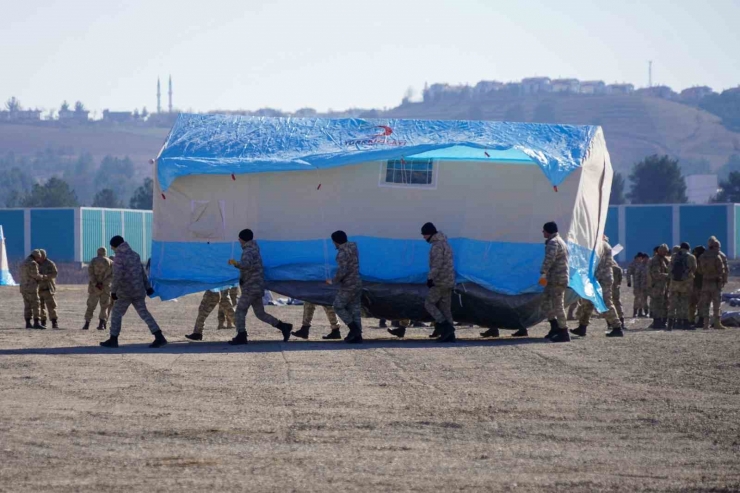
[328,230,363,343]
[227,229,293,345]
[83,247,113,331]
[689,246,706,328]
[217,286,239,330]
[571,237,624,338]
[648,244,670,329]
[418,223,456,343]
[612,263,625,326]
[667,242,697,330]
[291,302,342,340]
[526,221,570,342]
[19,249,47,329]
[185,287,236,340]
[100,236,167,349]
[37,249,59,329]
[627,253,649,317]
[699,237,727,330]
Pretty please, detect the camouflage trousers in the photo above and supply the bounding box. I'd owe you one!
[107,298,115,320]
[85,290,111,322]
[633,286,648,312]
[39,289,57,321]
[689,288,702,322]
[668,288,691,321]
[109,297,161,337]
[218,287,240,325]
[700,288,722,324]
[302,302,340,329]
[194,291,235,334]
[235,289,279,335]
[425,286,453,325]
[540,283,567,329]
[578,283,620,328]
[649,284,668,318]
[333,289,362,328]
[612,285,624,319]
[21,291,40,320]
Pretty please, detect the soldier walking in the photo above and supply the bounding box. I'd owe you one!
[19,249,46,329]
[667,243,697,330]
[291,302,343,340]
[99,236,167,348]
[185,287,236,341]
[571,236,624,338]
[648,245,670,329]
[83,247,113,331]
[529,221,571,341]
[699,237,728,330]
[227,229,293,345]
[217,286,239,330]
[327,230,363,343]
[37,249,59,329]
[627,253,648,317]
[612,262,625,329]
[418,223,456,343]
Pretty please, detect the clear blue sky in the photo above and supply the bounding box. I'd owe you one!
[1,0,738,115]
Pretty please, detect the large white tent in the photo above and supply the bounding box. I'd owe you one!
[150,115,612,329]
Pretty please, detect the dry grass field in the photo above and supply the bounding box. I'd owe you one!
[1,284,739,492]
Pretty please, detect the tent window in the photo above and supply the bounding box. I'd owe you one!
[380,158,436,189]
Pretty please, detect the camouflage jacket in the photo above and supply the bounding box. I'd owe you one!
[669,250,697,292]
[111,242,150,299]
[428,232,455,289]
[19,256,45,294]
[540,233,569,286]
[595,241,615,284]
[334,242,362,292]
[698,249,725,290]
[612,265,623,286]
[88,255,113,293]
[627,261,648,289]
[648,255,670,289]
[719,251,729,285]
[234,240,265,293]
[38,258,58,293]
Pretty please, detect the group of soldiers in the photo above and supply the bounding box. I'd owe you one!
[17,221,730,347]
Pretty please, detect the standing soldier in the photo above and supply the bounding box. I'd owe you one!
[571,236,623,338]
[612,262,625,329]
[185,287,236,341]
[99,236,167,348]
[217,286,239,330]
[83,247,113,331]
[291,302,343,340]
[327,230,363,343]
[420,222,456,343]
[698,237,727,330]
[648,244,670,329]
[627,253,647,318]
[20,250,46,329]
[37,249,59,329]
[689,246,706,328]
[711,236,730,288]
[531,221,570,342]
[227,229,293,345]
[667,243,697,330]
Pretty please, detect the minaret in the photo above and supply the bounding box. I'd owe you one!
[168,75,173,113]
[157,77,161,113]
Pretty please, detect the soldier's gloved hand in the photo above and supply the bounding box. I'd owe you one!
[426,279,435,288]
[228,259,238,266]
[146,287,155,296]
[110,293,118,301]
[538,275,548,287]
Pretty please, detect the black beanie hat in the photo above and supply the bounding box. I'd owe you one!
[110,235,124,248]
[543,221,558,234]
[238,229,254,242]
[680,242,690,250]
[331,230,348,244]
[421,222,437,236]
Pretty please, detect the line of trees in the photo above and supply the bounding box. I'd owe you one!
[3,176,153,209]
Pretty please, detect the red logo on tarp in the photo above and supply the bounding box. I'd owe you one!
[345,125,407,147]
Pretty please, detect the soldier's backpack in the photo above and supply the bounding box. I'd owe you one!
[671,252,690,282]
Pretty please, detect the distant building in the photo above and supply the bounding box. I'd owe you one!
[521,77,551,94]
[503,82,523,95]
[473,80,504,97]
[636,85,677,100]
[0,109,41,123]
[551,78,580,93]
[606,83,635,95]
[679,86,715,102]
[423,83,472,102]
[686,174,719,204]
[580,80,606,95]
[102,110,134,123]
[58,108,89,122]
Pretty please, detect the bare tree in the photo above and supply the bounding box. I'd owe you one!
[74,101,86,113]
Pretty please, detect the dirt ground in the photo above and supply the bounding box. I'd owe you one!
[1,284,739,492]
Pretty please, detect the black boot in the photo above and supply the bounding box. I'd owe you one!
[276,321,293,342]
[544,320,558,339]
[97,320,107,331]
[654,318,667,329]
[51,319,59,329]
[25,319,32,329]
[619,317,625,330]
[388,327,406,338]
[436,322,456,343]
[606,326,624,337]
[149,330,168,348]
[40,319,47,328]
[480,327,500,338]
[291,325,310,339]
[570,325,587,337]
[633,308,638,318]
[429,323,441,338]
[345,322,363,344]
[378,319,387,328]
[33,318,45,330]
[667,318,674,331]
[695,317,704,329]
[322,329,342,340]
[228,331,248,345]
[510,328,528,337]
[100,335,118,348]
[82,321,90,331]
[549,329,571,343]
[185,332,203,341]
